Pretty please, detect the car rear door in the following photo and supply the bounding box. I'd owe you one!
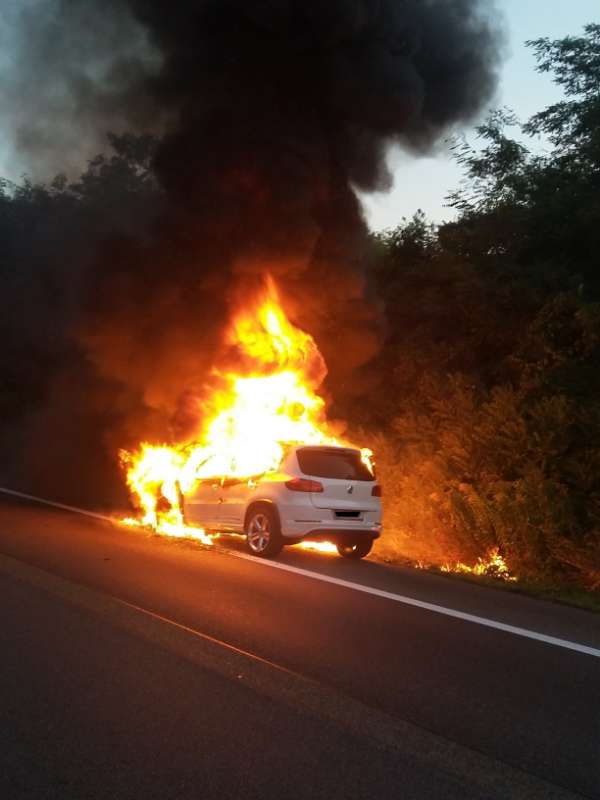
[218,477,257,530]
[183,479,222,528]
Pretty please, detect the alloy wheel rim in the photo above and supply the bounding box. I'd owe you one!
[248,513,270,552]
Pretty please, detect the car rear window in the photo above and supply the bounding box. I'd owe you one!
[296,448,374,481]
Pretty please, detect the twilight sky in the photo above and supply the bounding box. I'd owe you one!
[0,1,597,230]
[361,0,600,229]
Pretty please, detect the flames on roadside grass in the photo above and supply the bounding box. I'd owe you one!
[120,276,369,549]
[119,275,515,579]
[441,548,516,581]
[412,548,515,581]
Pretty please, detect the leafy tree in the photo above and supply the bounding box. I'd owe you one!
[446,24,600,293]
[362,26,600,589]
[0,135,161,499]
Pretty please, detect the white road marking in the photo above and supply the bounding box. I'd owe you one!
[232,551,600,659]
[0,487,115,523]
[114,596,299,676]
[2,485,599,659]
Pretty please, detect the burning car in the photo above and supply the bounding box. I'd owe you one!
[183,444,382,558]
[121,278,381,560]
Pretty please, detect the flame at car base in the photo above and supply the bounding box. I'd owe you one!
[121,515,214,545]
[120,276,370,547]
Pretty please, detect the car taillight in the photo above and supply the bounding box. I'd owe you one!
[371,484,382,497]
[285,478,324,493]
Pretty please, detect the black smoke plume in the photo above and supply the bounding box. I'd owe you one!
[1,0,504,506]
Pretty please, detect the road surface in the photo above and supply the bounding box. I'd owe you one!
[0,495,598,799]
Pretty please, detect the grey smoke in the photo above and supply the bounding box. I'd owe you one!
[0,0,161,180]
[0,0,505,506]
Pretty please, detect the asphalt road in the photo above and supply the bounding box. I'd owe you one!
[0,495,598,799]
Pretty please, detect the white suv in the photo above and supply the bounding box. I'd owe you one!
[183,445,382,559]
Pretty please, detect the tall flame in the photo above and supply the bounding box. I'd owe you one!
[121,277,366,536]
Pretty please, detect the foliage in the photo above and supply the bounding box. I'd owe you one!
[365,25,600,589]
[0,134,161,418]
[446,24,600,296]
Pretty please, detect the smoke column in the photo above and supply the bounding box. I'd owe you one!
[1,1,504,505]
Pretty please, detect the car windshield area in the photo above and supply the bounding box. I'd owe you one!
[296,447,374,481]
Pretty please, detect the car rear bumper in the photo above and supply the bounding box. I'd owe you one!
[282,522,382,542]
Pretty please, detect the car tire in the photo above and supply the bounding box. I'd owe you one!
[245,505,283,558]
[336,539,373,559]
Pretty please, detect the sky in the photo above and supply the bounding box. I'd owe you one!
[0,1,598,230]
[362,0,600,230]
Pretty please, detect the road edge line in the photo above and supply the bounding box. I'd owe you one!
[231,551,600,659]
[2,485,599,660]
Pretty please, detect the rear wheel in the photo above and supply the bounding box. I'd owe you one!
[245,506,283,558]
[337,539,373,560]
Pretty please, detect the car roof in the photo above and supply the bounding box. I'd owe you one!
[291,444,359,454]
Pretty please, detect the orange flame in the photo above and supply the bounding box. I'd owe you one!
[440,548,516,581]
[298,541,339,554]
[121,276,371,540]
